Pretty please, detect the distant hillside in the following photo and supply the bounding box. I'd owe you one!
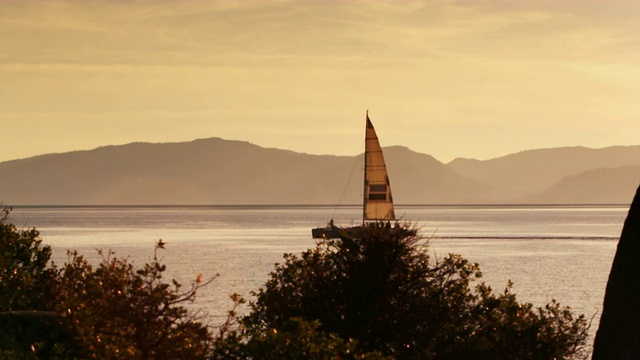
[381,146,496,204]
[0,138,491,205]
[0,139,638,205]
[525,166,640,204]
[448,146,640,196]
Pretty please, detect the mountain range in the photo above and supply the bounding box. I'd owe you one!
[0,138,639,205]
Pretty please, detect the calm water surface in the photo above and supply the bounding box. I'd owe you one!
[9,205,627,347]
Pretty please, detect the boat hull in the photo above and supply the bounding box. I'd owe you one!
[311,226,364,239]
[312,224,417,239]
[311,227,344,239]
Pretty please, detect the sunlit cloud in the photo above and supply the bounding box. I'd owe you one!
[1,0,640,162]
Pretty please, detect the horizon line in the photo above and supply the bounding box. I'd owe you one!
[6,203,630,209]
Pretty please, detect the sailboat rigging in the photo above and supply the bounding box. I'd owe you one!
[312,112,401,239]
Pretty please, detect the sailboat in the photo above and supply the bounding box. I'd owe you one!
[312,112,400,239]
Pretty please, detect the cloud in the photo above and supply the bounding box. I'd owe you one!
[1,0,640,162]
[3,0,639,67]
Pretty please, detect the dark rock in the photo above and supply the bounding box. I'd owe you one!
[593,183,640,359]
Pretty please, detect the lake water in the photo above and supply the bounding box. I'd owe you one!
[8,205,627,348]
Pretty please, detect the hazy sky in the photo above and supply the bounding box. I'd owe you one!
[2,0,640,163]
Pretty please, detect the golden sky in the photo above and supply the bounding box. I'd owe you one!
[2,0,640,163]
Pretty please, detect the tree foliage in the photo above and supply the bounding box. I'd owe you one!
[212,316,388,360]
[0,207,66,358]
[50,242,214,359]
[0,208,215,359]
[0,207,55,312]
[1,207,591,359]
[243,222,589,359]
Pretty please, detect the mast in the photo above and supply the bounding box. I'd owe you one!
[362,111,368,224]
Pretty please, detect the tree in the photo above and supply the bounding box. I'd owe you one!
[0,207,55,312]
[0,207,68,358]
[211,316,389,360]
[51,241,214,359]
[243,222,589,359]
[0,205,591,359]
[0,207,216,359]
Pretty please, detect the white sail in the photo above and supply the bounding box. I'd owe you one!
[363,113,396,221]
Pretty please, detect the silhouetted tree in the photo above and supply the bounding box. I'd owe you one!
[211,315,388,360]
[0,207,69,358]
[242,222,589,359]
[0,207,55,312]
[593,184,640,359]
[0,206,591,359]
[51,242,214,359]
[0,207,216,359]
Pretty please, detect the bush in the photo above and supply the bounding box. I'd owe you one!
[242,222,589,359]
[212,316,388,360]
[1,208,589,359]
[0,207,67,358]
[0,207,55,312]
[51,241,214,359]
[0,208,215,359]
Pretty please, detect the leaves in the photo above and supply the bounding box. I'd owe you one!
[0,211,55,312]
[52,242,215,359]
[0,207,589,359]
[243,222,589,359]
[0,208,216,359]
